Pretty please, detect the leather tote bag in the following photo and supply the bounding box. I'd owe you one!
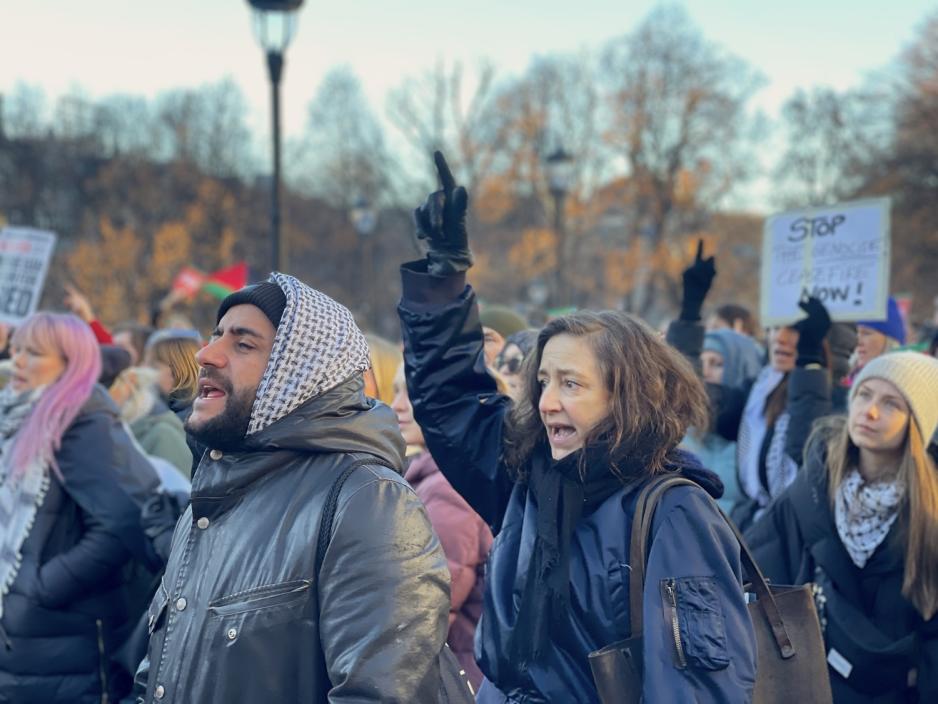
[588,475,833,704]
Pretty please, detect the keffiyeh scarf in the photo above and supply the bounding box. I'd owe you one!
[0,386,49,620]
[247,273,372,436]
[737,366,794,507]
[835,469,904,568]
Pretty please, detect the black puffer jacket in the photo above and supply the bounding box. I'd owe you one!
[134,377,451,703]
[398,262,757,703]
[0,387,150,703]
[746,439,938,703]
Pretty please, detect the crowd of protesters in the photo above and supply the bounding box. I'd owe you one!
[0,151,936,703]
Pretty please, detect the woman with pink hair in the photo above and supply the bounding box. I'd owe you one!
[0,312,144,703]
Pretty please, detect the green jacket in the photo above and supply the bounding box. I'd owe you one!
[131,406,192,478]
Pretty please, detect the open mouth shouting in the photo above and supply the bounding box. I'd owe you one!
[546,423,578,452]
[194,374,231,409]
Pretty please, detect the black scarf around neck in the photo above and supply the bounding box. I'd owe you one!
[508,441,638,664]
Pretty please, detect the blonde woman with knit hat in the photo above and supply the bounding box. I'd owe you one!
[747,351,938,703]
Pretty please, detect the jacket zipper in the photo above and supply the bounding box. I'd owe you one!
[663,579,687,669]
[96,619,109,704]
[0,622,12,651]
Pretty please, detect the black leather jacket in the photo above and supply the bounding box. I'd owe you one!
[134,377,451,703]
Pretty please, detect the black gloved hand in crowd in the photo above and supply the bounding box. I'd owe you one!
[680,239,716,321]
[794,296,832,367]
[414,151,473,276]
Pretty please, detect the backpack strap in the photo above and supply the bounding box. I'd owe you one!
[314,454,398,578]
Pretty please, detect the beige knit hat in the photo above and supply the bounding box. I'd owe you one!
[852,351,938,440]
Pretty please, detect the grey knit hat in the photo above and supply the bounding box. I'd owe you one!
[852,351,938,440]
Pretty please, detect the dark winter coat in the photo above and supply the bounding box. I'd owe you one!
[399,262,757,703]
[134,377,452,704]
[732,365,833,530]
[405,451,493,689]
[0,387,151,703]
[746,439,938,703]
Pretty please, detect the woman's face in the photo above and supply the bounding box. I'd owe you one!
[537,334,611,461]
[145,352,175,396]
[849,378,910,455]
[10,340,66,392]
[391,365,425,448]
[701,350,725,385]
[497,343,526,399]
[769,326,798,372]
[855,326,888,368]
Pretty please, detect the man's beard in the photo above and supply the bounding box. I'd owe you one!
[185,376,256,452]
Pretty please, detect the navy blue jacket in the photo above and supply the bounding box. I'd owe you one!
[398,262,757,703]
[0,388,149,703]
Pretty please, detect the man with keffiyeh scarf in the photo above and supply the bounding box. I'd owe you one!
[133,273,451,704]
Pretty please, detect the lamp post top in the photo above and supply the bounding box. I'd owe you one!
[247,0,304,11]
[545,146,574,197]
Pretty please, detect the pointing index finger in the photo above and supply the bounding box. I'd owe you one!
[434,151,456,194]
[695,239,704,262]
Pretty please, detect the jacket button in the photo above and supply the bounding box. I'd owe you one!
[227,627,238,640]
[210,449,223,460]
[196,516,210,529]
[154,684,165,699]
[175,597,187,611]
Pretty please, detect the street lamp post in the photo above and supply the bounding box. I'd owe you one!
[350,198,377,324]
[544,146,574,307]
[247,0,304,274]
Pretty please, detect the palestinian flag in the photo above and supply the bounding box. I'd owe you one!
[201,262,249,300]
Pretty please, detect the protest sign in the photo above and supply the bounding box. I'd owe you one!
[0,227,57,325]
[760,198,890,326]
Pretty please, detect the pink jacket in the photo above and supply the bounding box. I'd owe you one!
[405,451,493,690]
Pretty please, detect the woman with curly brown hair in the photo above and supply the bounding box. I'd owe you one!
[397,152,757,702]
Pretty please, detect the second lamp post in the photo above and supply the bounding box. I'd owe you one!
[545,146,574,308]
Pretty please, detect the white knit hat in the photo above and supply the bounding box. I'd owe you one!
[852,351,938,440]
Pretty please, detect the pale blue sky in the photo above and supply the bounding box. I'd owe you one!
[2,1,935,207]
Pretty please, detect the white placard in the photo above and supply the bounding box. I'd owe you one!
[0,227,58,325]
[760,198,891,326]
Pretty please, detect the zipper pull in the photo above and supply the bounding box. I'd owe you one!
[663,579,687,669]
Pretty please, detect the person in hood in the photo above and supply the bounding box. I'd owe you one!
[746,352,938,702]
[134,274,451,704]
[398,152,757,702]
[495,328,539,401]
[0,313,147,703]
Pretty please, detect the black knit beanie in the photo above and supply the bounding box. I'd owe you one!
[216,281,287,329]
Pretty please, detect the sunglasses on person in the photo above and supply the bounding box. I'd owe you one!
[498,355,524,375]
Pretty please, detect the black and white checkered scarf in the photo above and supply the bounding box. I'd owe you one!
[835,469,904,568]
[246,273,371,436]
[0,386,49,621]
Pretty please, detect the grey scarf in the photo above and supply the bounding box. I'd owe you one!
[0,386,49,621]
[835,469,904,568]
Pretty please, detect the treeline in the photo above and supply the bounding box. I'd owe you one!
[0,6,936,332]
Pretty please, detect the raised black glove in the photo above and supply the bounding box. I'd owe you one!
[680,239,716,321]
[413,151,473,275]
[794,296,832,367]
